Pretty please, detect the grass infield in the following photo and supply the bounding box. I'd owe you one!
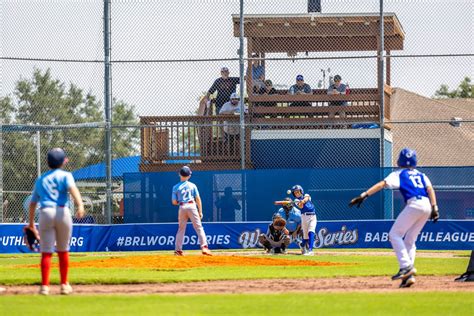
[0,249,471,315]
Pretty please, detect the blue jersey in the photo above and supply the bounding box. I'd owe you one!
[275,207,301,232]
[171,181,200,203]
[385,169,432,203]
[31,169,76,208]
[294,194,316,214]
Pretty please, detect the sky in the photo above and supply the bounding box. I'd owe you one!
[1,0,473,117]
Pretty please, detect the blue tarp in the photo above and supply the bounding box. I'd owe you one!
[72,156,141,181]
[72,155,195,181]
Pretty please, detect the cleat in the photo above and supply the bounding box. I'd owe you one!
[60,283,73,295]
[301,245,308,255]
[303,251,314,256]
[391,266,417,281]
[454,272,474,282]
[400,275,416,288]
[201,245,212,256]
[39,285,49,295]
[174,250,184,256]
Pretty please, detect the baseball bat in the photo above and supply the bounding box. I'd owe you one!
[274,200,293,205]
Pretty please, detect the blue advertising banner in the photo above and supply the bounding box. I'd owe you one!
[1,221,473,254]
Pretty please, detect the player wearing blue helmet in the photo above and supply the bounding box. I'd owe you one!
[27,148,85,295]
[349,148,439,288]
[289,185,317,255]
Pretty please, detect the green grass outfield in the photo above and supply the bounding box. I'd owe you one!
[1,292,473,316]
[0,249,472,315]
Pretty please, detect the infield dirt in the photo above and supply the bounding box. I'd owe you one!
[1,276,473,295]
[20,254,348,269]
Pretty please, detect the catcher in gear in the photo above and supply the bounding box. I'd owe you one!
[258,215,291,254]
[274,198,303,249]
[23,226,40,252]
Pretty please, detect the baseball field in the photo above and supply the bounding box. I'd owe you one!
[0,249,472,315]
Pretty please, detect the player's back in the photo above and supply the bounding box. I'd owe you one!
[172,181,198,203]
[33,169,74,208]
[398,169,430,201]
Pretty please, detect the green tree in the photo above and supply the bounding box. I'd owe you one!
[434,77,473,99]
[1,68,139,194]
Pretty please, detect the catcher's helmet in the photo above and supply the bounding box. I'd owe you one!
[397,148,417,167]
[290,185,304,196]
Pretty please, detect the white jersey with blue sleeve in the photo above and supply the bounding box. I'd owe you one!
[384,169,432,203]
[172,181,199,203]
[31,169,76,208]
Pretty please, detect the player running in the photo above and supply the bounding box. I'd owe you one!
[172,166,212,256]
[349,148,439,288]
[289,185,317,256]
[26,148,85,295]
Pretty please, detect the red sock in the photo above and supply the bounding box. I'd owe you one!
[41,252,53,286]
[57,251,69,284]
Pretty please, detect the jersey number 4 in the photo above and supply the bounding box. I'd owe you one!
[409,175,424,188]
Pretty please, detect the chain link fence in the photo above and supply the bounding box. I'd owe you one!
[1,0,473,223]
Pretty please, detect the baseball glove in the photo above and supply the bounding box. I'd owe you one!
[23,226,40,252]
[349,193,368,208]
[430,205,439,223]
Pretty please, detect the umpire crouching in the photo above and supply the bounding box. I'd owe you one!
[258,216,291,254]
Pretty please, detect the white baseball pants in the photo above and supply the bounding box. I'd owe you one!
[389,198,431,268]
[175,203,208,252]
[301,213,317,239]
[39,206,72,253]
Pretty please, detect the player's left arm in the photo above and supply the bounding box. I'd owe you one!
[349,180,386,208]
[28,202,38,228]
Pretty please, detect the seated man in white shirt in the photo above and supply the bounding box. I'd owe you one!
[218,93,247,155]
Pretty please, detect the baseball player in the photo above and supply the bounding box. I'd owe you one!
[172,166,212,256]
[258,215,291,254]
[289,185,317,256]
[349,148,439,288]
[26,148,85,295]
[274,198,303,249]
[454,250,474,282]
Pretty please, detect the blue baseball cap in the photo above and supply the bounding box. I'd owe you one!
[47,148,67,169]
[179,166,192,177]
[296,75,304,81]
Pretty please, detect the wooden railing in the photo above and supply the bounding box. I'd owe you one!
[141,87,390,171]
[140,115,251,171]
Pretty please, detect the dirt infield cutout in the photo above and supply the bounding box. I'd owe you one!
[66,255,346,269]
